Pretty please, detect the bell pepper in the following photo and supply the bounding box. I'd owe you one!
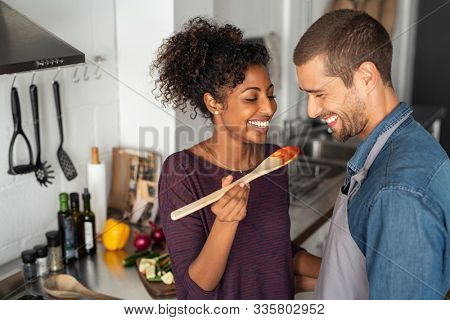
[102,218,131,251]
[103,249,129,275]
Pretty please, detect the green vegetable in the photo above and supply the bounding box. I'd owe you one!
[155,253,169,262]
[155,260,162,277]
[159,256,170,267]
[139,252,173,284]
[162,264,172,273]
[146,276,162,282]
[123,251,160,267]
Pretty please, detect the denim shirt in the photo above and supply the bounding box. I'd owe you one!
[345,102,450,299]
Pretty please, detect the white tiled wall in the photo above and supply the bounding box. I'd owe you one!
[0,0,120,265]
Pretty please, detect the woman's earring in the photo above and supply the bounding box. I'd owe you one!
[214,110,219,115]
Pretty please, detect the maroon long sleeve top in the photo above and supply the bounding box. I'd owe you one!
[158,144,300,299]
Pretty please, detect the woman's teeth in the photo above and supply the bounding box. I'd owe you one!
[248,120,269,128]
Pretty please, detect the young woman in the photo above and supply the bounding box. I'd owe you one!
[154,17,320,299]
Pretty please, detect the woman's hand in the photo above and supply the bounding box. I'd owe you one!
[211,175,250,222]
[189,175,250,291]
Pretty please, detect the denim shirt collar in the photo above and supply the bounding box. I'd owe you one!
[346,102,413,177]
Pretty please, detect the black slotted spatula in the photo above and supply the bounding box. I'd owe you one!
[30,84,55,187]
[52,81,77,181]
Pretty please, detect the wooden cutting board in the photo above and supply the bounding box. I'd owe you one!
[136,258,176,299]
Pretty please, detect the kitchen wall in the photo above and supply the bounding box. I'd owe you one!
[173,0,214,151]
[0,0,120,265]
[214,0,287,126]
[115,0,177,159]
[0,0,182,265]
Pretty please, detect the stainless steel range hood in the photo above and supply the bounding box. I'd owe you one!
[0,1,85,75]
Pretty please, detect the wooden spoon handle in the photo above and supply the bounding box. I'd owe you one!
[44,274,120,300]
[76,286,120,300]
[170,173,257,221]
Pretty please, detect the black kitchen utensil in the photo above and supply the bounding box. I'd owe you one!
[7,87,35,175]
[52,81,77,181]
[30,84,54,187]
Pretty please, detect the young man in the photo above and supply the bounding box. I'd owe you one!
[293,9,449,299]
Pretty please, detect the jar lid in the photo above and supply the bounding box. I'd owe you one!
[45,230,61,247]
[21,250,36,263]
[33,244,48,257]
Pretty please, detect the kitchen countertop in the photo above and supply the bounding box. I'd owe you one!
[1,192,342,301]
[289,169,345,246]
[0,240,161,300]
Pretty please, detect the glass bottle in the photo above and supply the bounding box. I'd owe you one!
[33,244,49,277]
[57,193,76,264]
[45,231,64,272]
[21,249,37,283]
[82,188,97,255]
[70,192,86,259]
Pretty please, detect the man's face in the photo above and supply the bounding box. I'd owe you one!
[295,55,368,142]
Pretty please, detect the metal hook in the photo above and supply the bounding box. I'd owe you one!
[94,65,102,79]
[30,72,36,85]
[11,73,16,89]
[53,67,61,82]
[73,66,80,83]
[83,64,89,81]
[93,55,105,80]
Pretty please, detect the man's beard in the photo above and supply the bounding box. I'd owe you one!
[332,91,367,142]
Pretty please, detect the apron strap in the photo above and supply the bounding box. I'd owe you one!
[348,110,412,201]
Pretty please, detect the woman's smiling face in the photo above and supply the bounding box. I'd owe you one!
[214,64,277,144]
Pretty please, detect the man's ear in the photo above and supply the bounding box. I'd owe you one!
[355,61,379,93]
[203,92,223,115]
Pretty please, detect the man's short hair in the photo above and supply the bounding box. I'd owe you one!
[293,9,393,88]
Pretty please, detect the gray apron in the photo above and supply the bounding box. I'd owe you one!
[315,111,412,299]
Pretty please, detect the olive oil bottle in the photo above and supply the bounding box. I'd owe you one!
[70,192,86,259]
[57,193,76,264]
[82,188,97,255]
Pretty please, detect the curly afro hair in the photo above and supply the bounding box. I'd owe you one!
[152,17,270,120]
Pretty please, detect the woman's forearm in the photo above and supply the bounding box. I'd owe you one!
[188,219,239,291]
[293,250,321,279]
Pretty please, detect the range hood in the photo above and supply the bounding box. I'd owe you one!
[0,1,84,75]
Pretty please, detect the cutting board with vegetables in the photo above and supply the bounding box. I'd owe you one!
[136,256,176,298]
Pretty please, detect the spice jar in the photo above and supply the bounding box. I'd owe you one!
[21,250,37,283]
[45,231,64,272]
[33,244,49,277]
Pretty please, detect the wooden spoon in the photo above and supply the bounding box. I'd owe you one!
[171,146,300,221]
[44,274,120,300]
